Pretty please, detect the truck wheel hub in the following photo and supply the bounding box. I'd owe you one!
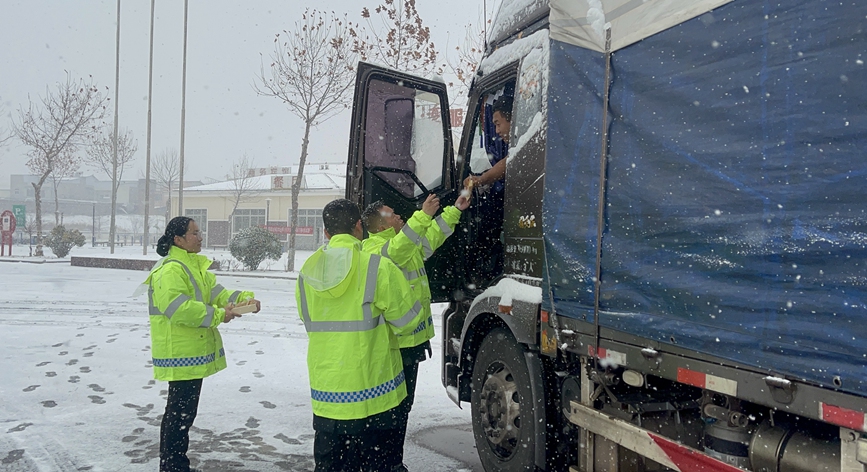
[477,362,521,457]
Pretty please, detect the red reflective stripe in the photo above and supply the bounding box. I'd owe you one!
[540,310,549,323]
[821,403,867,432]
[677,367,706,389]
[588,346,607,358]
[649,432,744,472]
[677,368,737,395]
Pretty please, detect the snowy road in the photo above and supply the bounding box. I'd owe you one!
[0,259,483,471]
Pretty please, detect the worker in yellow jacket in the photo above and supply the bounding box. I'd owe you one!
[361,192,469,470]
[146,216,261,472]
[296,199,422,472]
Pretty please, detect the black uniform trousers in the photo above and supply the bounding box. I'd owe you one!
[313,405,402,472]
[160,378,203,472]
[389,341,431,468]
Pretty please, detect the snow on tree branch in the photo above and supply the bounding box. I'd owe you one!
[255,8,358,272]
[86,125,138,192]
[255,9,358,126]
[353,0,439,76]
[12,73,108,256]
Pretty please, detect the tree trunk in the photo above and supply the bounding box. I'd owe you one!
[286,119,312,272]
[32,174,49,257]
[52,179,61,226]
[228,209,236,244]
[165,183,172,224]
[228,195,243,243]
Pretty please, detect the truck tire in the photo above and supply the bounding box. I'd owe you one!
[471,327,538,471]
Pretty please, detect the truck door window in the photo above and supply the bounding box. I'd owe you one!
[462,82,516,287]
[364,79,445,198]
[469,118,493,173]
[466,84,514,187]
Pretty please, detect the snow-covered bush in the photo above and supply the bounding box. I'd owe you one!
[229,226,283,271]
[43,225,86,258]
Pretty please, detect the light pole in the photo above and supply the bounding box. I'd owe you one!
[143,0,155,255]
[110,0,121,255]
[92,202,96,247]
[265,198,271,226]
[177,0,189,216]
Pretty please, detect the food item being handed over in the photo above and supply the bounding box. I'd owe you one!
[231,299,260,314]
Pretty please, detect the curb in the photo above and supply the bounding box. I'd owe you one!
[0,258,70,264]
[1,256,298,280]
[214,271,298,281]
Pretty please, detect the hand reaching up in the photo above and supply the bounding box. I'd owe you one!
[455,193,471,211]
[422,193,441,216]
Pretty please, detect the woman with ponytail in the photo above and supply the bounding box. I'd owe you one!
[145,216,261,472]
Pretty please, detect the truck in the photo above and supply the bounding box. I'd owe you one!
[345,0,867,470]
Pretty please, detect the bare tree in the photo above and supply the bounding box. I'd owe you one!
[0,97,13,146]
[352,0,439,76]
[86,125,137,252]
[226,155,264,235]
[151,148,181,222]
[13,74,109,256]
[21,215,40,257]
[128,214,144,243]
[255,9,357,271]
[94,214,108,245]
[49,148,81,226]
[150,218,163,241]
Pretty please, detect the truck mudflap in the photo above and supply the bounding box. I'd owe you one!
[565,401,749,472]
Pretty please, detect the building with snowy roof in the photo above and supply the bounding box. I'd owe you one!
[173,163,344,250]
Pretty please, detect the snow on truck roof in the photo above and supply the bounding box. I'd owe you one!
[489,0,549,47]
[492,0,733,53]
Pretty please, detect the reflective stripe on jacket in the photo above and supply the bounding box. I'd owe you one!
[145,245,253,381]
[362,206,461,349]
[296,233,421,421]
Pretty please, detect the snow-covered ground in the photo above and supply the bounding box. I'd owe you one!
[0,245,482,472]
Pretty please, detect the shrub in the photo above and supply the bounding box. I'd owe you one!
[229,226,283,270]
[44,225,86,258]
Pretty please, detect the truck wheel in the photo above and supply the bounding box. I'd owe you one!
[471,327,537,471]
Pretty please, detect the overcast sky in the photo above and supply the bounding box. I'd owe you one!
[0,0,496,188]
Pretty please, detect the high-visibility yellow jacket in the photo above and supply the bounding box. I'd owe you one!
[296,233,422,421]
[362,206,461,349]
[145,245,253,381]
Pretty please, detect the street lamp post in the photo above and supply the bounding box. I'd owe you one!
[92,202,96,247]
[177,0,189,216]
[110,0,121,255]
[265,198,271,226]
[143,0,155,255]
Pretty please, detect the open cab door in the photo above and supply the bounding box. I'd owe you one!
[345,62,461,302]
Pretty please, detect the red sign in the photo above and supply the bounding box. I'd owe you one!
[0,210,15,235]
[0,210,14,256]
[260,225,314,235]
[450,108,465,128]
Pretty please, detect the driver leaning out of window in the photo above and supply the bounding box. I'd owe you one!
[463,95,513,190]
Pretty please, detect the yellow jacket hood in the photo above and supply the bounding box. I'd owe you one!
[299,234,361,298]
